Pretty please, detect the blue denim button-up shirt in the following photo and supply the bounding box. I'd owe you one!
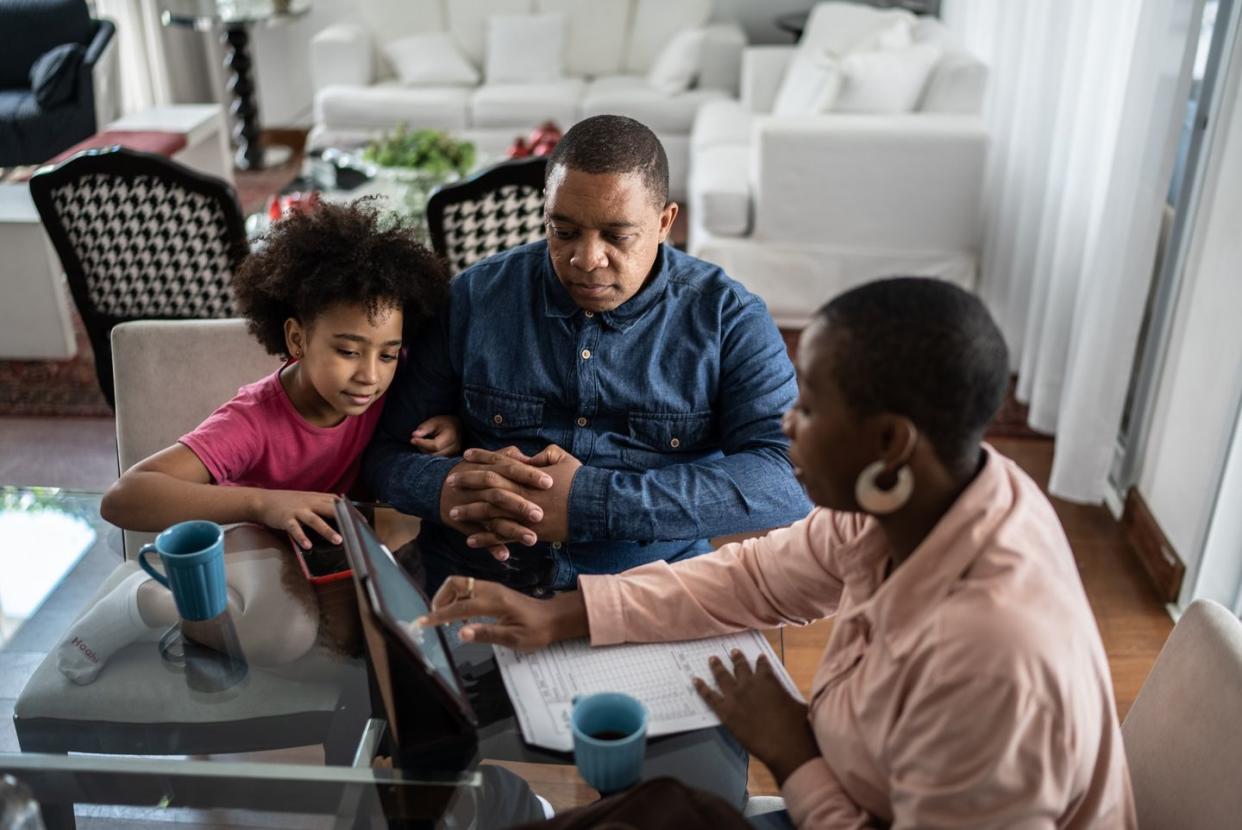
[364,240,810,591]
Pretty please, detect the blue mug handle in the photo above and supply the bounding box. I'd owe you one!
[138,543,171,589]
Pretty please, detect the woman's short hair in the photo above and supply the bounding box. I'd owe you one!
[231,199,449,356]
[545,114,669,208]
[817,277,1010,470]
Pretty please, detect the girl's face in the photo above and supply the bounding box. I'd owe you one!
[782,321,873,510]
[284,301,404,426]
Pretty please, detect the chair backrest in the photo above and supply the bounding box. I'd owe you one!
[426,156,547,275]
[29,147,247,408]
[1121,598,1242,829]
[111,318,283,557]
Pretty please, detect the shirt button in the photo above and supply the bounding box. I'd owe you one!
[493,413,504,425]
[580,348,592,360]
[551,542,562,550]
[670,437,681,448]
[576,416,588,427]
[584,310,594,318]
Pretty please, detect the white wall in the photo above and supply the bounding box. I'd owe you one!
[1136,14,1242,603]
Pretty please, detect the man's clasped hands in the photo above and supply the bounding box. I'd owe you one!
[439,444,583,558]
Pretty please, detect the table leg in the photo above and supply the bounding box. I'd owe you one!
[221,23,264,170]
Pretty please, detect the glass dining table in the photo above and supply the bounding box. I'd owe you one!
[0,486,758,828]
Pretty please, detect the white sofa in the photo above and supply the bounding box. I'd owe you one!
[688,3,989,327]
[308,0,746,201]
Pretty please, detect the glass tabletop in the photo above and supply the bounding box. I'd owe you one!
[0,487,750,826]
[159,0,311,30]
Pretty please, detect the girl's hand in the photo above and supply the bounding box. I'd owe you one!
[417,576,588,649]
[411,415,463,457]
[252,490,341,550]
[694,650,820,785]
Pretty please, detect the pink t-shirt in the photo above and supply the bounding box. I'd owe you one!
[180,368,385,495]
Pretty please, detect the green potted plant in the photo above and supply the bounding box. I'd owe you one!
[360,126,477,217]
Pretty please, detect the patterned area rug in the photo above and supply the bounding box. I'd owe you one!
[0,303,111,416]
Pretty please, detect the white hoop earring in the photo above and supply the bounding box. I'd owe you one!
[854,461,914,515]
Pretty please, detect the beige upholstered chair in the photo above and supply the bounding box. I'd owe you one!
[14,320,370,827]
[1122,598,1242,829]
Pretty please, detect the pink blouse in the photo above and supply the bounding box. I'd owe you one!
[579,446,1135,828]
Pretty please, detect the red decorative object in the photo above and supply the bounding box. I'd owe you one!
[266,190,321,221]
[506,121,562,160]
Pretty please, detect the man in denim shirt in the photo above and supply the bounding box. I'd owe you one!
[365,116,810,595]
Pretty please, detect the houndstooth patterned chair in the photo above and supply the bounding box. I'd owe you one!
[29,147,247,408]
[426,156,547,275]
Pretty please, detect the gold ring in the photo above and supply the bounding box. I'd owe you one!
[464,576,475,600]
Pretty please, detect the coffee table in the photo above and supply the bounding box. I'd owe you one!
[0,487,752,828]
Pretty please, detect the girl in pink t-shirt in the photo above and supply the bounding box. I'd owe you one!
[59,201,457,683]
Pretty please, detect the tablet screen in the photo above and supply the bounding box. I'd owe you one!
[346,508,466,700]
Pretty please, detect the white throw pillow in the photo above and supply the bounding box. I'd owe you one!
[832,42,942,114]
[850,18,913,53]
[646,28,706,95]
[772,51,843,116]
[382,33,480,86]
[485,13,566,84]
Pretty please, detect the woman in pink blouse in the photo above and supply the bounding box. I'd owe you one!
[420,277,1136,829]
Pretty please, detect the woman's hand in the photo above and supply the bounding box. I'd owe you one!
[418,575,589,649]
[694,650,820,785]
[251,490,341,549]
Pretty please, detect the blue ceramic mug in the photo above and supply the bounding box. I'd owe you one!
[571,692,648,794]
[138,520,228,621]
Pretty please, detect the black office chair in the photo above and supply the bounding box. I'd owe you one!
[426,156,547,274]
[28,146,247,409]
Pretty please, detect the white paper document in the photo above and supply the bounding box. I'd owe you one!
[493,630,803,751]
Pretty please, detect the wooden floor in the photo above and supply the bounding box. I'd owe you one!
[507,436,1175,809]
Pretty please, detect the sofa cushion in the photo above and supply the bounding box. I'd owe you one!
[485,13,566,83]
[691,99,753,151]
[535,0,631,77]
[316,82,471,131]
[919,51,987,114]
[447,0,533,66]
[582,75,726,133]
[800,3,914,56]
[691,144,750,237]
[647,28,706,95]
[382,33,479,86]
[358,0,446,49]
[470,80,583,129]
[833,42,942,114]
[624,0,712,74]
[772,51,842,116]
[30,43,85,109]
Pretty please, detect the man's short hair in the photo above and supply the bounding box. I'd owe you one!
[546,115,669,207]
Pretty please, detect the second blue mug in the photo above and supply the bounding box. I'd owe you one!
[571,692,648,794]
[138,520,227,621]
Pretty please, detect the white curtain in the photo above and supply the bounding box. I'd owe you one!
[94,0,175,115]
[942,0,1204,502]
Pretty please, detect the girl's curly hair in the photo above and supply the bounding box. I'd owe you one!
[231,199,450,356]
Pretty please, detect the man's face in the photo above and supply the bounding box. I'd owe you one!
[544,165,678,313]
